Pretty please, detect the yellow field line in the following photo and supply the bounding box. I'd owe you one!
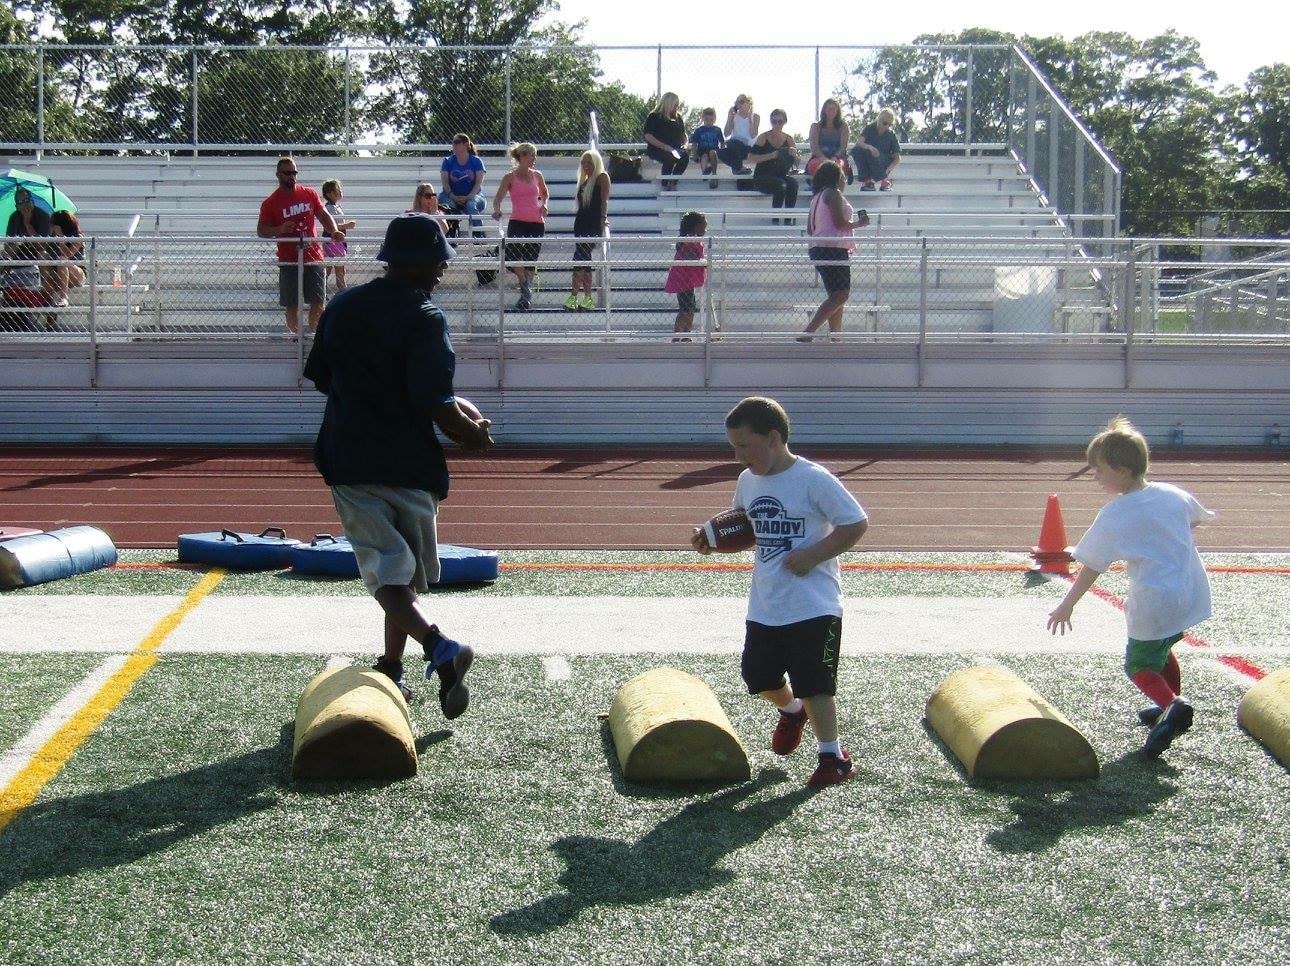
[0,568,226,837]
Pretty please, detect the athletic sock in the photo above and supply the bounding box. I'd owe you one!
[1130,669,1178,710]
[818,738,841,757]
[1162,651,1182,694]
[778,697,804,715]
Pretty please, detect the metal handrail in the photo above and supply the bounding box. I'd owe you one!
[1010,45,1119,174]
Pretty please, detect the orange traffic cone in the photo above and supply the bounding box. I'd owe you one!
[1030,493,1074,574]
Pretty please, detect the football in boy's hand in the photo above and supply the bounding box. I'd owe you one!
[440,396,489,447]
[702,508,755,553]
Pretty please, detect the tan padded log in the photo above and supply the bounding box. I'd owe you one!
[292,666,417,780]
[608,667,750,782]
[1238,667,1290,768]
[926,665,1099,780]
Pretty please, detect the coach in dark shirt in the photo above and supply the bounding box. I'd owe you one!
[305,212,492,718]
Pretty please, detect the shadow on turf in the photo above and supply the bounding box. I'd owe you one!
[0,723,452,896]
[489,766,812,936]
[921,719,1181,855]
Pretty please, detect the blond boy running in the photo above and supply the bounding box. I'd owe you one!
[1047,416,1215,757]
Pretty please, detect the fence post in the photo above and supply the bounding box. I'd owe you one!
[343,48,352,152]
[1046,93,1059,208]
[656,45,663,100]
[504,54,512,146]
[1006,49,1015,153]
[191,48,200,157]
[917,238,928,388]
[813,47,820,120]
[296,240,305,381]
[1025,71,1036,177]
[496,244,506,389]
[1123,245,1136,388]
[964,47,974,155]
[36,46,45,159]
[1109,167,1121,238]
[1073,138,1085,238]
[88,238,98,388]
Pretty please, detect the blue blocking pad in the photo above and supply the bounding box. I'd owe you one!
[288,537,499,584]
[0,525,118,589]
[438,544,499,584]
[177,527,300,569]
[289,534,360,578]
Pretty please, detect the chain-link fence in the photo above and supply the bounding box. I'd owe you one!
[3,43,1030,153]
[6,232,1286,348]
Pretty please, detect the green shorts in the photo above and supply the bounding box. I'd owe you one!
[1124,632,1184,677]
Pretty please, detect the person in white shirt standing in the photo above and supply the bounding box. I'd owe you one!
[1047,415,1216,758]
[692,396,869,786]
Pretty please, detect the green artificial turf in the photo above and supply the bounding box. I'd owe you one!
[0,652,1286,964]
[0,656,105,751]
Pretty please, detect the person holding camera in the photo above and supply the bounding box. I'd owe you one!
[747,108,801,218]
[644,92,690,191]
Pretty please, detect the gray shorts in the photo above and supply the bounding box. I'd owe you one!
[279,264,326,307]
[331,484,441,594]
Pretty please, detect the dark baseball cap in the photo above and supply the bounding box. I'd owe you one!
[377,212,454,265]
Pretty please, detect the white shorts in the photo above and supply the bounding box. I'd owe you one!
[331,484,441,594]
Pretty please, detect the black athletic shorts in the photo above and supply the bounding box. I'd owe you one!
[503,219,544,266]
[809,246,850,295]
[742,615,842,699]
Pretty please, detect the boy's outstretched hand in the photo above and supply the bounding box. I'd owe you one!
[690,527,713,555]
[1046,602,1074,635]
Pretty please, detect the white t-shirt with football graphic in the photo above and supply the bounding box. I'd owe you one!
[1073,481,1215,641]
[733,457,867,626]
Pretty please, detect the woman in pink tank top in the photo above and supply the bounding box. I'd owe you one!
[493,142,549,311]
[799,160,869,342]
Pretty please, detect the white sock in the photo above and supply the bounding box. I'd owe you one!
[778,697,804,715]
[818,738,841,757]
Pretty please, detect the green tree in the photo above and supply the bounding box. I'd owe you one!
[1225,64,1290,236]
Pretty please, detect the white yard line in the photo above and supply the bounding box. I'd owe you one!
[0,595,1138,656]
[0,654,129,790]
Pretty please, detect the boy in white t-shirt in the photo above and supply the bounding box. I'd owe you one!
[1047,416,1215,758]
[692,397,868,786]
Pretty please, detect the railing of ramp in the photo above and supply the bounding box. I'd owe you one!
[1007,46,1121,247]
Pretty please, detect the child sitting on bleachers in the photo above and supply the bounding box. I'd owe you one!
[690,109,726,189]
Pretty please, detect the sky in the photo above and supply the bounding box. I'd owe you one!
[543,1,1285,90]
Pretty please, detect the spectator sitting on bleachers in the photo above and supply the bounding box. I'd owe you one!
[40,210,85,312]
[690,108,725,188]
[1,187,52,331]
[410,183,452,237]
[808,98,852,184]
[850,109,902,191]
[746,108,801,219]
[644,92,690,191]
[438,133,487,232]
[719,94,759,175]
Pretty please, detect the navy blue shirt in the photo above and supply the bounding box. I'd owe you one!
[304,276,456,498]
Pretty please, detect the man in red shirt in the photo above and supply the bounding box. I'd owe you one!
[257,157,345,334]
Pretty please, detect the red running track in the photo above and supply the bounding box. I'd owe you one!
[0,446,1287,552]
